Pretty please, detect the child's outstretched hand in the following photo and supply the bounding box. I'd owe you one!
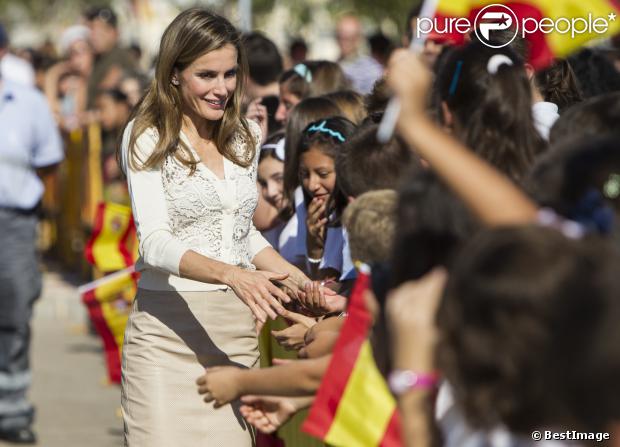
[196,366,242,408]
[272,310,317,351]
[298,281,347,316]
[240,395,310,434]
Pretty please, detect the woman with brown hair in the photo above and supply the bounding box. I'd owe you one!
[119,8,311,445]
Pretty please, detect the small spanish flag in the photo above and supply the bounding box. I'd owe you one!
[302,269,401,446]
[80,267,137,384]
[428,0,620,69]
[85,202,137,273]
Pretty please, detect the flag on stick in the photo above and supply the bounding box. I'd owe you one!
[302,269,402,446]
[79,267,137,384]
[85,202,136,272]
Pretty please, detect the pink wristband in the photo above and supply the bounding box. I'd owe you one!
[388,370,439,395]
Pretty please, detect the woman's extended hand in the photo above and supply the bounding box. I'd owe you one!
[226,268,292,323]
[306,196,328,259]
[196,366,241,408]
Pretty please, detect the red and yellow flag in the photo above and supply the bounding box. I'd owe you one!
[85,202,137,273]
[302,270,401,446]
[427,0,620,68]
[80,268,137,384]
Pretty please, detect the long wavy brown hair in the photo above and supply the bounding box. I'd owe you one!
[125,8,255,172]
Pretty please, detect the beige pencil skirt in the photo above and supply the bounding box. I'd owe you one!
[121,288,259,447]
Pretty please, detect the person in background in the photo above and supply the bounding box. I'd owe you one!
[368,32,394,68]
[242,32,284,135]
[44,24,94,131]
[0,23,35,88]
[84,6,136,109]
[289,37,308,67]
[118,72,147,108]
[0,43,64,444]
[336,14,383,94]
[95,88,132,203]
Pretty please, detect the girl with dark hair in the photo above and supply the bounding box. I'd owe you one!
[491,31,583,138]
[297,116,356,281]
[435,40,546,180]
[276,97,341,267]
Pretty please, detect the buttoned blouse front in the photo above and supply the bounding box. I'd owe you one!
[122,119,270,291]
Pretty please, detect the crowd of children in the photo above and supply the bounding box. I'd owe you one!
[199,12,620,447]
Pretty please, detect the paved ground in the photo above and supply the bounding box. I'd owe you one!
[0,267,122,447]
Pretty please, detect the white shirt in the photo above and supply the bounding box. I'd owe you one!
[122,119,270,291]
[0,53,35,87]
[532,101,559,141]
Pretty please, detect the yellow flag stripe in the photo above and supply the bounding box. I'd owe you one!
[324,341,396,447]
[91,203,133,271]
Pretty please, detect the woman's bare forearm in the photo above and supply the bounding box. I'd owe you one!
[178,249,237,285]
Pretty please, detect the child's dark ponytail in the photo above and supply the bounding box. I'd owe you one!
[436,42,546,180]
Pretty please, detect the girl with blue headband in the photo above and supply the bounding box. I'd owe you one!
[297,116,356,283]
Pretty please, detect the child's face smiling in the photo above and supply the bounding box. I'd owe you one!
[299,145,336,200]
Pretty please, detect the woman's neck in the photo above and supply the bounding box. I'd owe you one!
[182,111,215,141]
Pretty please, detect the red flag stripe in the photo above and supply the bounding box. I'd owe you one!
[302,273,372,438]
[379,409,403,447]
[82,290,123,383]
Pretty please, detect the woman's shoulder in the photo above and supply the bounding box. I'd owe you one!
[122,118,161,162]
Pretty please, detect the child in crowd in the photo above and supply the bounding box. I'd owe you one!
[254,131,286,245]
[275,60,350,124]
[297,117,356,280]
[434,40,546,180]
[279,97,341,268]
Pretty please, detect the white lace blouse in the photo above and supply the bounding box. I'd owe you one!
[121,119,270,291]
